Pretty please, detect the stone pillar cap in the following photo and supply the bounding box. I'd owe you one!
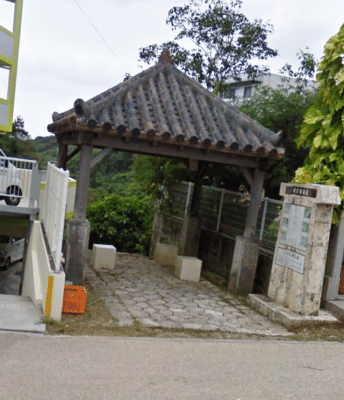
[280,183,341,205]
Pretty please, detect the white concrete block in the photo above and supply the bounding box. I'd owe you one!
[92,244,116,270]
[153,243,178,267]
[175,256,202,282]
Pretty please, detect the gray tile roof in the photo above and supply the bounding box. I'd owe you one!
[48,50,284,159]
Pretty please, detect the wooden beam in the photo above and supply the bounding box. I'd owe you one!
[66,146,81,162]
[91,147,113,168]
[58,134,260,169]
[239,166,254,187]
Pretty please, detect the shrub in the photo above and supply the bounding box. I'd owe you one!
[86,194,154,255]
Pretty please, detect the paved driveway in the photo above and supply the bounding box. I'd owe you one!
[86,253,290,336]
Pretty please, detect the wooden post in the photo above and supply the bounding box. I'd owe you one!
[74,144,93,221]
[57,143,68,170]
[229,167,266,296]
[179,161,205,256]
[65,143,93,285]
[244,168,266,239]
[190,161,205,217]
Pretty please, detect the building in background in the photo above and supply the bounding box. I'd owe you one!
[220,73,318,104]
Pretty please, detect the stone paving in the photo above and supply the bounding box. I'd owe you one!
[85,253,291,336]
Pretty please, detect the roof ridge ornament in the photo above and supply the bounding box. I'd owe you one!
[158,48,174,64]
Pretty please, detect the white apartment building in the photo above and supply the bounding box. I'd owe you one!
[220,73,318,103]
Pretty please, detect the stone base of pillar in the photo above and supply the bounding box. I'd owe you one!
[179,216,201,257]
[65,219,91,285]
[228,235,260,296]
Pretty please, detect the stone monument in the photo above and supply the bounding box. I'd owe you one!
[267,183,340,316]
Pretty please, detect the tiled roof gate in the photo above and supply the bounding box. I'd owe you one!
[47,50,285,291]
[48,49,284,167]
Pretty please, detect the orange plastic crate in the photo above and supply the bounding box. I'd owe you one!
[62,285,87,314]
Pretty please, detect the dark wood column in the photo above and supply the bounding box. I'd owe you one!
[244,168,266,239]
[190,161,206,217]
[74,144,93,221]
[65,143,93,285]
[57,143,68,170]
[179,161,206,256]
[229,166,266,296]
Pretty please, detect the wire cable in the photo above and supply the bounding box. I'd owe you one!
[72,0,128,73]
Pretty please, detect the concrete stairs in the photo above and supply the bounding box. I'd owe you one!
[0,294,45,333]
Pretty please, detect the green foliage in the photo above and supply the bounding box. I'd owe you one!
[294,23,344,223]
[133,155,189,210]
[86,194,154,254]
[33,135,58,168]
[12,116,30,140]
[139,0,277,90]
[238,73,317,198]
[0,116,43,163]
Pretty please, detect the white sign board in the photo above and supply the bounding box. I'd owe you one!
[276,247,305,274]
[279,204,311,252]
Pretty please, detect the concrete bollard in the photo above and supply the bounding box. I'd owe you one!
[92,244,116,270]
[175,256,202,282]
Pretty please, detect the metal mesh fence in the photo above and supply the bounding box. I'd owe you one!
[169,182,283,257]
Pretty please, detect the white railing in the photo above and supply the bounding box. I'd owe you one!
[0,155,39,207]
[40,162,69,272]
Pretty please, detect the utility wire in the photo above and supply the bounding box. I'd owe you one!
[72,0,128,73]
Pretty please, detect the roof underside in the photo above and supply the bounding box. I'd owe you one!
[48,52,284,162]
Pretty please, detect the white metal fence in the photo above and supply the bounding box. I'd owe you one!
[40,162,69,271]
[169,182,283,257]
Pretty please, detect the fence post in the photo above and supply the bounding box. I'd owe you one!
[259,197,268,242]
[184,181,192,218]
[29,162,40,208]
[216,189,225,233]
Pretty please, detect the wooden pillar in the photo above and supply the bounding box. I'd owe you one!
[74,144,93,221]
[190,161,205,217]
[179,161,205,256]
[244,168,266,239]
[57,143,68,170]
[229,167,266,296]
[65,143,93,285]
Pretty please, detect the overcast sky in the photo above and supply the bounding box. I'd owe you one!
[1,0,344,138]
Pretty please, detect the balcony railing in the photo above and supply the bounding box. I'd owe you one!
[0,156,41,209]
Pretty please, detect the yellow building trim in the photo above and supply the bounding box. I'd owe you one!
[0,53,12,66]
[45,275,54,317]
[0,0,24,133]
[0,25,14,37]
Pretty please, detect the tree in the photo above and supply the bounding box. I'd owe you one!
[238,54,318,198]
[294,23,344,222]
[132,155,189,210]
[12,115,30,140]
[139,0,277,91]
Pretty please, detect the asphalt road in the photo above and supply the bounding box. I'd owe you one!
[0,333,343,400]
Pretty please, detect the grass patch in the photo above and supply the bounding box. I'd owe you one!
[288,318,344,342]
[201,270,228,291]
